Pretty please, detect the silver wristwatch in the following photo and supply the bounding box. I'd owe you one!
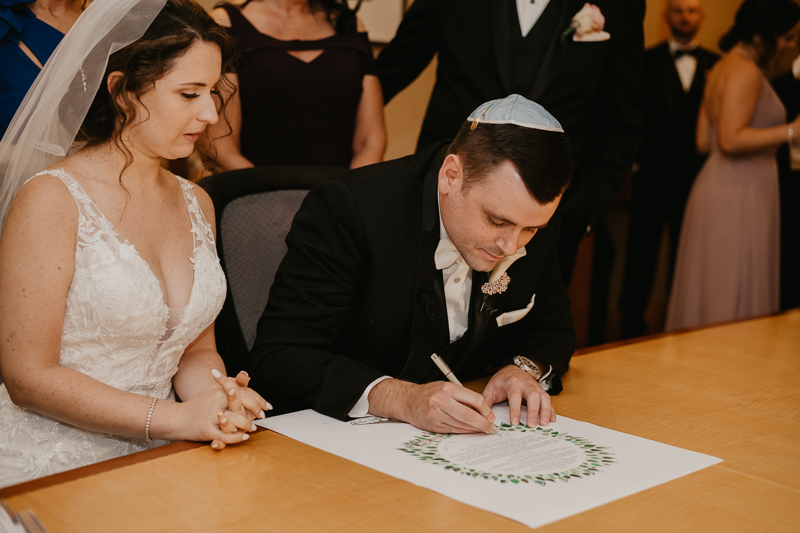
[513,356,553,388]
[513,355,542,380]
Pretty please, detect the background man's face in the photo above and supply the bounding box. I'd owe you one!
[665,0,703,41]
[439,158,560,273]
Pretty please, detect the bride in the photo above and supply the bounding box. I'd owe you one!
[0,0,268,487]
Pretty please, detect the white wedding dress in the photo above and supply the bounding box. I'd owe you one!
[0,170,227,488]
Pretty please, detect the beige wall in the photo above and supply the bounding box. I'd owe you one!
[198,0,741,160]
[645,0,738,51]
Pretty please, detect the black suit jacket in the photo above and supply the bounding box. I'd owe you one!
[637,42,719,199]
[376,0,644,240]
[249,143,576,420]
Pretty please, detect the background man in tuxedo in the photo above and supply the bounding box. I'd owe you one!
[619,0,719,339]
[250,96,575,433]
[376,0,644,286]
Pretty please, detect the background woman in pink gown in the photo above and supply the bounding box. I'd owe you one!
[666,0,800,330]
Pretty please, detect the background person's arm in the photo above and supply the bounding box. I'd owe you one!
[696,100,710,154]
[203,7,254,173]
[716,60,800,155]
[350,74,387,168]
[375,0,441,104]
[350,16,386,168]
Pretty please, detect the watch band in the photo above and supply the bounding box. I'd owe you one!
[513,355,542,381]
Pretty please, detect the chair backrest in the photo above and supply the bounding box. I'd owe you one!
[222,190,305,350]
[200,166,345,375]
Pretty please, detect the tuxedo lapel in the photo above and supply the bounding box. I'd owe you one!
[529,0,575,101]
[491,0,515,95]
[400,147,450,381]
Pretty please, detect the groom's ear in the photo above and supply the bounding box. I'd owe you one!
[438,154,465,195]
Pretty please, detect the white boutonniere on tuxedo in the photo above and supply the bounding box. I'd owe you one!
[479,247,527,316]
[561,3,611,43]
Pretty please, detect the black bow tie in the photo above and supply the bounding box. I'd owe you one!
[673,48,697,59]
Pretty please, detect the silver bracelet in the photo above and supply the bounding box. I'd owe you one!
[145,397,158,442]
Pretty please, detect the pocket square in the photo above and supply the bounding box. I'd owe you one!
[495,294,536,327]
[573,30,610,42]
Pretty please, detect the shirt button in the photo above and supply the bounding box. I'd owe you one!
[454,277,461,283]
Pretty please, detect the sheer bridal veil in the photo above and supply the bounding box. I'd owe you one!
[0,0,167,229]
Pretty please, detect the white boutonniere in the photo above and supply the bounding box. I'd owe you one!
[480,247,527,316]
[561,3,611,43]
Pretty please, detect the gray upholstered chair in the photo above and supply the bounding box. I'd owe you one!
[200,166,345,375]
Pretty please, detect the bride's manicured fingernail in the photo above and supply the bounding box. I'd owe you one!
[212,442,219,448]
[240,371,249,377]
[242,433,249,440]
[211,369,222,379]
[265,401,273,410]
[251,424,256,431]
[220,417,227,424]
[259,410,265,418]
[229,389,236,397]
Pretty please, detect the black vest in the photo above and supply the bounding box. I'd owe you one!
[505,0,563,94]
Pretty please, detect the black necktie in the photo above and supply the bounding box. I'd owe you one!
[673,48,697,60]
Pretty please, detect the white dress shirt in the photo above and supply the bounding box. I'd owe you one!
[668,38,698,93]
[437,213,473,343]
[516,0,552,37]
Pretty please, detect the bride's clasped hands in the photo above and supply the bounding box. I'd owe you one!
[209,369,272,449]
[129,369,270,449]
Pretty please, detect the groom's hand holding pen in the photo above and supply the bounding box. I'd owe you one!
[431,354,499,435]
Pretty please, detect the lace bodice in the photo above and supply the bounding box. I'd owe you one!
[0,170,227,487]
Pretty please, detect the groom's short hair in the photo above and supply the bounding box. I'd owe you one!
[446,121,572,205]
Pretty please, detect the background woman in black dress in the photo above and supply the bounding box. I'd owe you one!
[208,0,386,170]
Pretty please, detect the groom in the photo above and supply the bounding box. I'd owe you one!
[249,96,576,433]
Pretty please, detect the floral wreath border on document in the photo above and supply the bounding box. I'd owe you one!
[398,423,617,485]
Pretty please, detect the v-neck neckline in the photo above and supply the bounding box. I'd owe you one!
[54,169,199,333]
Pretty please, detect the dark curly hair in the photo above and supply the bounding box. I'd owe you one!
[238,0,362,33]
[446,122,572,205]
[719,0,800,67]
[75,0,237,171]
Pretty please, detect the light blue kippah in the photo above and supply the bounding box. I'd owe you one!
[466,94,563,132]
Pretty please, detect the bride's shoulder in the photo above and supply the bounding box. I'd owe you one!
[9,167,80,230]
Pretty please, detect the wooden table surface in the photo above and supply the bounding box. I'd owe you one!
[3,310,800,532]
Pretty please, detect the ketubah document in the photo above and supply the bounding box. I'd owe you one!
[256,404,722,529]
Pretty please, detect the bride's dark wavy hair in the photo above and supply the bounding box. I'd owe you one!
[238,0,362,33]
[75,0,237,172]
[719,0,800,67]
